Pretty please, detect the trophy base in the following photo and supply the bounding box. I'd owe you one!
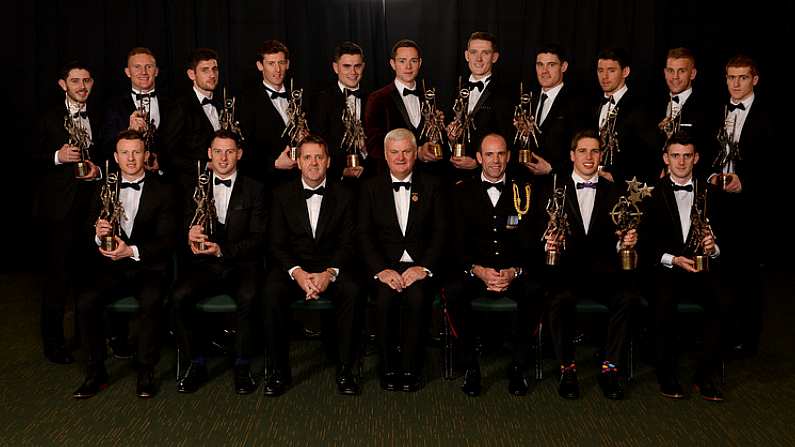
[289,147,298,160]
[192,241,210,251]
[346,154,360,168]
[431,143,443,159]
[694,255,709,272]
[453,143,465,158]
[518,149,533,164]
[100,236,117,251]
[75,161,90,178]
[620,248,637,271]
[545,249,560,266]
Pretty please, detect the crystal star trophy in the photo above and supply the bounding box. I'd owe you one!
[610,177,653,270]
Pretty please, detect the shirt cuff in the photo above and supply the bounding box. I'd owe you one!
[661,253,674,268]
[288,266,300,280]
[94,235,101,246]
[130,245,141,262]
[422,267,433,277]
[711,244,721,258]
[329,267,339,282]
[54,152,62,165]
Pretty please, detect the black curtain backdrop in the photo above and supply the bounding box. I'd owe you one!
[7,0,791,269]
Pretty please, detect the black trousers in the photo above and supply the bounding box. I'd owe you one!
[172,260,260,361]
[262,268,364,373]
[547,271,642,369]
[652,267,730,382]
[444,273,544,369]
[76,264,169,369]
[371,262,435,375]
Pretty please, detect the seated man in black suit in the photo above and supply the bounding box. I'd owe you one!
[444,133,545,397]
[72,130,178,399]
[310,41,369,183]
[543,129,641,401]
[172,129,267,395]
[262,134,364,396]
[358,128,446,392]
[642,132,726,401]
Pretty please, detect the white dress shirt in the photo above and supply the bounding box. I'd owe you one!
[131,88,161,128]
[212,171,237,225]
[194,86,220,131]
[537,82,564,126]
[263,80,290,125]
[288,178,338,280]
[467,74,491,114]
[667,87,692,119]
[394,79,421,128]
[572,172,598,235]
[338,81,362,120]
[391,172,414,262]
[481,172,505,207]
[598,84,628,128]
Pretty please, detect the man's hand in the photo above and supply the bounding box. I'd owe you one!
[274,146,297,170]
[598,168,614,183]
[523,153,552,176]
[57,144,82,163]
[306,271,333,297]
[377,269,405,292]
[619,229,638,250]
[129,110,147,132]
[99,237,134,261]
[188,225,220,256]
[472,265,507,292]
[702,234,717,256]
[293,268,322,299]
[401,266,428,288]
[723,173,743,193]
[76,159,100,180]
[342,166,364,178]
[146,152,160,172]
[446,121,463,142]
[450,156,477,170]
[672,255,697,273]
[95,219,112,239]
[417,142,440,162]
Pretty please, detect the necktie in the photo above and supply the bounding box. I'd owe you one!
[72,110,87,119]
[727,102,746,112]
[467,80,484,92]
[671,95,680,103]
[303,186,325,199]
[671,183,693,192]
[483,180,504,192]
[536,92,548,120]
[344,88,362,98]
[133,91,155,101]
[264,85,289,100]
[392,181,411,191]
[402,88,419,97]
[576,181,597,190]
[214,177,232,187]
[120,180,142,190]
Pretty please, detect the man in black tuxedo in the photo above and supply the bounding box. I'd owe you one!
[238,39,296,187]
[592,48,657,184]
[521,44,585,178]
[262,134,364,396]
[101,47,172,175]
[543,129,641,400]
[72,130,178,399]
[708,55,773,356]
[358,128,446,392]
[444,133,544,397]
[310,41,370,183]
[441,32,514,182]
[651,48,714,179]
[172,130,267,395]
[364,40,430,175]
[161,48,221,193]
[643,133,727,401]
[32,61,102,365]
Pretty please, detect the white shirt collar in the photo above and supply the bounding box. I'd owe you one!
[468,73,492,84]
[480,172,506,184]
[214,170,238,184]
[338,81,360,94]
[671,87,692,104]
[669,175,693,187]
[731,92,755,109]
[121,173,146,183]
[572,171,598,184]
[393,79,417,94]
[605,84,629,104]
[263,80,286,93]
[301,177,327,190]
[193,86,212,102]
[131,87,155,95]
[541,82,564,99]
[390,172,413,184]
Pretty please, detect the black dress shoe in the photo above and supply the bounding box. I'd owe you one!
[402,372,423,392]
[693,379,724,402]
[461,365,481,397]
[558,368,580,399]
[597,370,625,400]
[137,368,157,398]
[262,370,292,397]
[336,364,359,396]
[176,362,208,394]
[234,364,257,395]
[508,365,529,396]
[659,377,685,400]
[109,336,134,360]
[72,369,109,399]
[379,372,400,392]
[44,346,74,365]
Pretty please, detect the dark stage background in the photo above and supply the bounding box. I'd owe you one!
[7,0,791,271]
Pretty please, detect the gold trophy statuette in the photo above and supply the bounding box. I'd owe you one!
[686,183,715,272]
[281,80,310,161]
[419,81,446,160]
[64,110,92,178]
[512,82,541,165]
[189,161,216,251]
[610,177,653,270]
[340,101,367,169]
[713,105,741,191]
[542,174,570,266]
[448,77,475,158]
[98,160,124,251]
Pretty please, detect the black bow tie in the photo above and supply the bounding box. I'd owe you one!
[200,97,216,107]
[482,180,504,192]
[467,80,486,92]
[727,102,746,112]
[71,110,87,119]
[402,88,419,97]
[264,85,289,100]
[120,180,142,190]
[392,181,411,191]
[303,186,325,199]
[576,181,597,190]
[671,183,693,192]
[671,95,679,103]
[600,96,615,106]
[133,91,155,101]
[214,177,232,187]
[344,88,362,98]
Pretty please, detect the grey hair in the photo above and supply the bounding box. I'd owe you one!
[384,128,417,150]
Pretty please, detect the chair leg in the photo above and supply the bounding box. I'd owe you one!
[442,302,455,380]
[175,345,182,381]
[628,336,635,382]
[535,322,544,381]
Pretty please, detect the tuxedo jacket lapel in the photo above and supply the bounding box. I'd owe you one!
[470,83,493,117]
[314,183,336,242]
[565,178,586,236]
[390,87,416,132]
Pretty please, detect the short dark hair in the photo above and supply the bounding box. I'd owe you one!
[334,41,364,62]
[665,131,698,153]
[297,134,329,157]
[535,43,568,63]
[726,54,759,77]
[467,32,498,53]
[115,129,145,146]
[597,47,631,69]
[188,48,219,71]
[257,39,290,61]
[666,47,695,65]
[570,128,601,151]
[391,39,422,59]
[212,129,241,147]
[59,60,91,81]
[127,47,156,63]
